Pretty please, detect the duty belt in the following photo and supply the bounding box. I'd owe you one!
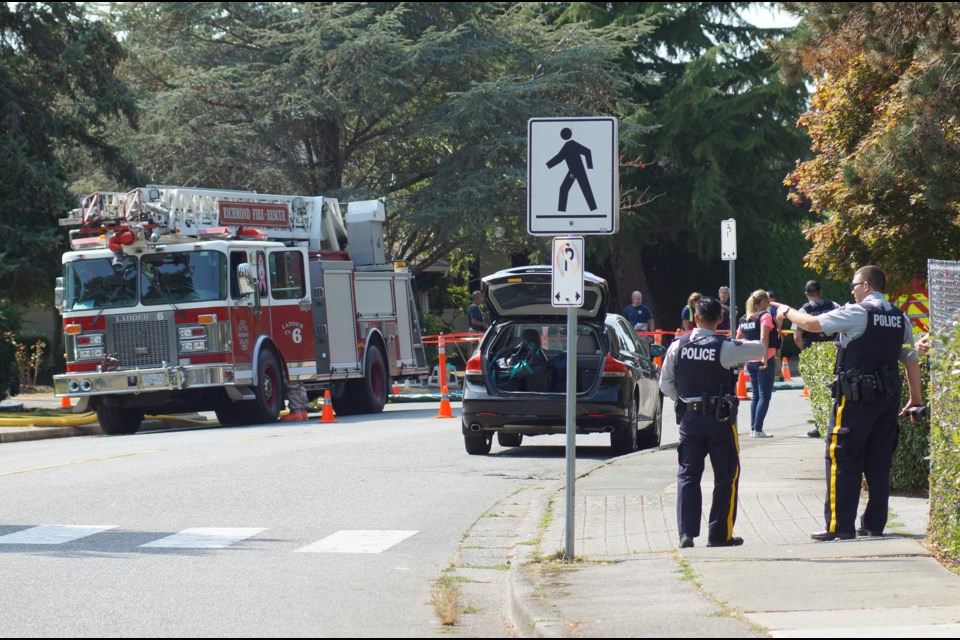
[676,393,739,422]
[831,365,898,404]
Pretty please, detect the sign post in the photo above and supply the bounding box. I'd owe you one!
[721,219,737,333]
[530,117,618,561]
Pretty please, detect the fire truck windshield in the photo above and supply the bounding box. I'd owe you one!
[64,256,138,311]
[141,251,226,305]
[64,250,227,311]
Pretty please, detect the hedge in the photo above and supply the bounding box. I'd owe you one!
[797,341,930,493]
[930,329,960,561]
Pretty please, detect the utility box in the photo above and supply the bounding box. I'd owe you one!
[345,200,386,266]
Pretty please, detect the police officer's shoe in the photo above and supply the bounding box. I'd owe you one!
[856,527,884,537]
[706,537,743,547]
[810,530,855,541]
[679,535,694,548]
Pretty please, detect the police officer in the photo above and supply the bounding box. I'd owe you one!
[660,296,765,548]
[775,266,922,541]
[791,280,840,438]
[792,280,839,351]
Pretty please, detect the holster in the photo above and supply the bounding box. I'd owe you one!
[675,400,686,423]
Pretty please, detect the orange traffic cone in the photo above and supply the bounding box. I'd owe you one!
[60,396,72,409]
[319,390,337,423]
[736,369,751,401]
[781,357,792,382]
[436,385,453,419]
[800,385,809,398]
[653,333,663,368]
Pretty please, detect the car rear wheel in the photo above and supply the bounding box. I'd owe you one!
[464,421,493,455]
[611,398,639,454]
[497,432,523,448]
[638,394,663,449]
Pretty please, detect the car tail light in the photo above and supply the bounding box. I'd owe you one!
[466,353,483,383]
[603,354,632,378]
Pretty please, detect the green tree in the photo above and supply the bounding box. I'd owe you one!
[0,2,138,303]
[779,2,960,289]
[549,3,811,321]
[108,2,646,275]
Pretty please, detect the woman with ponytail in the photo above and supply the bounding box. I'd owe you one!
[736,289,777,438]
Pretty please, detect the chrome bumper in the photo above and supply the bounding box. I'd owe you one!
[54,365,235,397]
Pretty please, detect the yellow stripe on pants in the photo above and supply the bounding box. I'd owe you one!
[828,396,846,533]
[726,423,740,539]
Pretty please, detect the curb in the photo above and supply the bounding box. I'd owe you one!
[508,477,569,638]
[0,424,102,444]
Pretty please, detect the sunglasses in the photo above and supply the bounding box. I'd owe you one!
[850,281,867,289]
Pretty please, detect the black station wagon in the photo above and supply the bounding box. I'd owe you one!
[461,266,665,455]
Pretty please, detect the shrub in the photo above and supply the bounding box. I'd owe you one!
[798,338,930,493]
[13,331,51,386]
[930,328,960,561]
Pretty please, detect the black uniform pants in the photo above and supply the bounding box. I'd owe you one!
[823,393,900,534]
[677,415,741,542]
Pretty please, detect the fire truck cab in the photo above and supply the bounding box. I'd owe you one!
[54,187,428,434]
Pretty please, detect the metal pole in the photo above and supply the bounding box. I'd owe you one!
[565,305,577,560]
[729,260,737,335]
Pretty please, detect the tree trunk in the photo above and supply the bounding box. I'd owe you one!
[610,232,653,321]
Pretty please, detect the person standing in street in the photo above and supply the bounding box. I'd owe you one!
[623,291,656,347]
[774,266,922,541]
[737,290,777,438]
[681,292,702,332]
[718,286,732,334]
[792,280,840,438]
[659,296,765,549]
[468,291,488,333]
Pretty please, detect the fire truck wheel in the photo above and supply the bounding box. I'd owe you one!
[97,406,144,435]
[330,383,358,416]
[254,349,283,423]
[215,401,256,426]
[351,346,389,414]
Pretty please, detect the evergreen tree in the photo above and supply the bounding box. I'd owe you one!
[0,2,137,303]
[109,2,645,274]
[550,3,810,321]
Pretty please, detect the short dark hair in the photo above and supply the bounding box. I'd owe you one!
[694,296,722,323]
[804,280,821,293]
[855,265,886,292]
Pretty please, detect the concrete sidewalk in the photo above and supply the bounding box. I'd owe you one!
[510,392,960,638]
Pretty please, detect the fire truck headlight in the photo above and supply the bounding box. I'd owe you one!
[180,340,208,352]
[77,347,104,360]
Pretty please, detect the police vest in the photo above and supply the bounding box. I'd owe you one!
[675,334,734,398]
[739,311,780,350]
[840,300,906,375]
[799,299,837,346]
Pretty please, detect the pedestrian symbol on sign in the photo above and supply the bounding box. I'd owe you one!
[546,128,597,212]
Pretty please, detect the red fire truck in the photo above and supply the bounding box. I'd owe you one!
[53,186,429,434]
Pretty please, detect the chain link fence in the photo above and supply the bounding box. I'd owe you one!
[927,259,960,338]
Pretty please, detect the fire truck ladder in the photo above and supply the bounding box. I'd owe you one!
[142,186,349,251]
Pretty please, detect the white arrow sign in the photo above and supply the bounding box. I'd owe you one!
[552,236,585,308]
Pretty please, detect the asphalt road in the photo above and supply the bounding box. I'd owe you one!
[0,403,677,637]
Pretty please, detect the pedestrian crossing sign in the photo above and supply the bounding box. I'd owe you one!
[527,117,619,236]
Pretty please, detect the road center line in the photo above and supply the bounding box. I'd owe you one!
[0,450,161,478]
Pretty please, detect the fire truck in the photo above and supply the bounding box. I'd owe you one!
[53,186,429,434]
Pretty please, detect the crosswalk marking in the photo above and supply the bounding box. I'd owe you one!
[140,527,267,549]
[296,530,419,554]
[0,525,117,545]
